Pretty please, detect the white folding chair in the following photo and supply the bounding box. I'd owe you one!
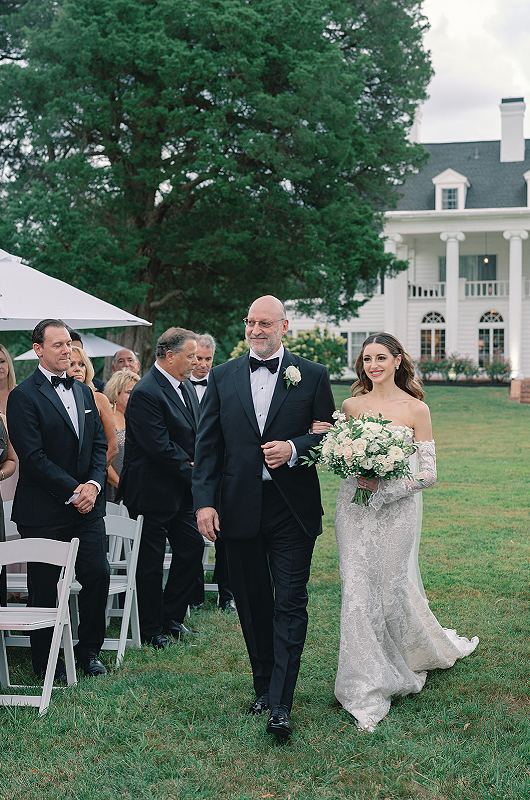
[70,514,143,667]
[0,537,79,716]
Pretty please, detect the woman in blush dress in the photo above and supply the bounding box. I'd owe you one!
[0,412,18,603]
[67,346,118,467]
[0,344,19,502]
[103,368,139,501]
[314,333,478,732]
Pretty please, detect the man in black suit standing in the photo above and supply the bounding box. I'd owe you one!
[189,333,235,613]
[7,319,110,678]
[193,296,335,740]
[119,327,204,649]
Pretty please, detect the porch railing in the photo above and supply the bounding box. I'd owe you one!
[464,280,509,297]
[408,282,446,299]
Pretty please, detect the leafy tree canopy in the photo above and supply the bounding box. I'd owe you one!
[0,0,432,363]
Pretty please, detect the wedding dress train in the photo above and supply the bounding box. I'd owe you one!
[334,429,479,731]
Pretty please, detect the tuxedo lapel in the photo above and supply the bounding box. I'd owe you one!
[234,356,261,438]
[152,366,196,430]
[262,351,297,437]
[35,370,78,439]
[72,380,86,453]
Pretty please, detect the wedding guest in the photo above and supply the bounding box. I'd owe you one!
[0,412,17,604]
[119,327,204,648]
[0,344,16,415]
[103,368,140,502]
[68,330,104,391]
[0,344,19,502]
[112,349,141,376]
[7,319,110,678]
[68,346,118,466]
[189,334,235,613]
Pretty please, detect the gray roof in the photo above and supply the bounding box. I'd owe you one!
[394,139,530,210]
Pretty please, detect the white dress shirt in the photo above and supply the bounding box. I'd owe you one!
[39,364,79,436]
[189,373,208,403]
[155,361,189,406]
[38,365,101,497]
[248,345,297,480]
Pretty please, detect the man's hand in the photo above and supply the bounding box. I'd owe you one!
[72,483,98,514]
[261,440,292,470]
[196,507,220,541]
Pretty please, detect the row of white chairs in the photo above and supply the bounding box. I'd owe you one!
[1,498,218,715]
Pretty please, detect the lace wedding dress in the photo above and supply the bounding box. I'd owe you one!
[334,427,479,732]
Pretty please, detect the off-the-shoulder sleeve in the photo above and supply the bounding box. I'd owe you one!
[368,440,437,510]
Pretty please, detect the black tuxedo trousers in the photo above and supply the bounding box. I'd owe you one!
[224,481,315,711]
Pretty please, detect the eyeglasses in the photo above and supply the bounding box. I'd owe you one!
[243,318,285,329]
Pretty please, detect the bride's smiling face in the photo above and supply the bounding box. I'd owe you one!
[362,343,401,385]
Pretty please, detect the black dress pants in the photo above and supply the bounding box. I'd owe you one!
[19,517,110,673]
[128,501,204,639]
[224,481,316,712]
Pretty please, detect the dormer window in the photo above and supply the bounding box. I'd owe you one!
[432,169,470,211]
[441,188,458,209]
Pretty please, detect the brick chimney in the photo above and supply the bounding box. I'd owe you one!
[500,97,525,162]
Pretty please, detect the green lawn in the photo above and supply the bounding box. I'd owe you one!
[1,387,528,800]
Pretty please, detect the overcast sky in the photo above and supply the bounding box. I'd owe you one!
[420,0,530,142]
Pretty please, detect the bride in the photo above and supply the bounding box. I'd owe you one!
[316,333,478,732]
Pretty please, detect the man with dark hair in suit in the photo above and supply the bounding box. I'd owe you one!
[7,319,110,678]
[188,333,235,613]
[193,296,335,740]
[119,327,205,649]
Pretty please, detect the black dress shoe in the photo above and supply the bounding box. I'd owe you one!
[37,658,67,683]
[266,706,292,741]
[163,621,198,639]
[248,693,270,715]
[76,652,107,677]
[142,634,171,649]
[219,598,237,613]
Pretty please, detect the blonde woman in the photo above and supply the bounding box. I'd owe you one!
[103,368,139,500]
[0,344,16,416]
[67,346,118,466]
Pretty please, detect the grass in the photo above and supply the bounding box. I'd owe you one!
[1,387,529,800]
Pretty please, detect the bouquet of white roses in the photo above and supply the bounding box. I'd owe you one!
[302,411,417,505]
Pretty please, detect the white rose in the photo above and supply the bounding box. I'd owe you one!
[284,365,302,386]
[351,439,367,455]
[388,445,404,461]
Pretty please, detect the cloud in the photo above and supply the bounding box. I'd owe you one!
[420,0,529,142]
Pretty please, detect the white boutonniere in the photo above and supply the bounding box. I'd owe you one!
[284,365,302,388]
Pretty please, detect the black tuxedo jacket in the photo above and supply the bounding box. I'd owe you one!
[192,350,335,539]
[7,368,107,527]
[118,365,200,517]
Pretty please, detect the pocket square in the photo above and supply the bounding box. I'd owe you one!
[84,409,92,414]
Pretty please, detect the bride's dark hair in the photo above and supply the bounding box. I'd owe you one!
[351,332,424,400]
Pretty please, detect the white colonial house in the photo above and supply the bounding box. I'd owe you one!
[290,97,530,378]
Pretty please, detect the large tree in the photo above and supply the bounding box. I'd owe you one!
[0,0,431,363]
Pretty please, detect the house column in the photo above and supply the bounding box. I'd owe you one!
[503,230,528,378]
[383,234,408,342]
[440,232,465,355]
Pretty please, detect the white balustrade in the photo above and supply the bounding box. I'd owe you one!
[408,282,446,299]
[464,280,509,298]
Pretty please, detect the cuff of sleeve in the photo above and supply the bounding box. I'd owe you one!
[287,440,298,468]
[87,480,101,494]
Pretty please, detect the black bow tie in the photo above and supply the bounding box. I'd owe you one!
[191,379,208,387]
[249,356,280,374]
[51,375,75,389]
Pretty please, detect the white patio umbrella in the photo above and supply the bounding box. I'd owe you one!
[14,332,124,360]
[0,248,150,330]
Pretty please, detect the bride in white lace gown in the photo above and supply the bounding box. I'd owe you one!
[323,333,478,732]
